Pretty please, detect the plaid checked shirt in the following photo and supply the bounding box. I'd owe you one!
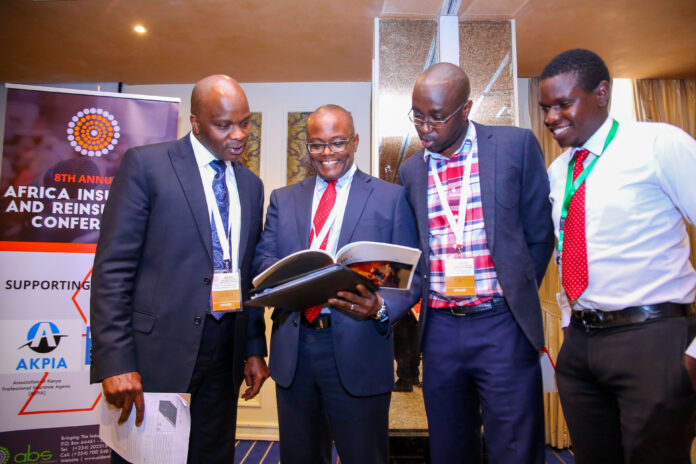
[426,123,503,308]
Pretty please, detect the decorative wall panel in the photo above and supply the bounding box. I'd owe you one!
[375,20,514,183]
[286,112,314,185]
[241,112,262,176]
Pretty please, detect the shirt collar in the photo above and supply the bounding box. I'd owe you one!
[190,132,227,168]
[574,116,613,158]
[423,122,476,162]
[316,162,357,190]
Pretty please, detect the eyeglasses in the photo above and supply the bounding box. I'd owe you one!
[306,134,355,155]
[408,101,467,128]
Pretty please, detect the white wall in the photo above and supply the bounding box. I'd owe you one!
[123,82,372,196]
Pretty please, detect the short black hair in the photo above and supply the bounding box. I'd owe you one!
[541,49,610,92]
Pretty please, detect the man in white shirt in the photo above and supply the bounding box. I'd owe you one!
[540,49,696,464]
[253,105,420,464]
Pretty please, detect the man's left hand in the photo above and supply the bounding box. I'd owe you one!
[330,284,380,319]
[242,356,269,400]
[685,354,696,392]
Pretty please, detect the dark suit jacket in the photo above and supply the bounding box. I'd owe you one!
[398,122,554,351]
[90,135,266,394]
[253,169,420,396]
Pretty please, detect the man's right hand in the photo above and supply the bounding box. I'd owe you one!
[102,371,145,426]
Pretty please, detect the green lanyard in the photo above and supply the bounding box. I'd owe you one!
[558,119,619,254]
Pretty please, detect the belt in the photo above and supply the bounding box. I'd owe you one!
[301,313,331,329]
[437,297,506,316]
[571,302,689,329]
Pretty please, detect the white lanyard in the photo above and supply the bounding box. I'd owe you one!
[430,144,474,252]
[202,164,239,270]
[309,179,351,251]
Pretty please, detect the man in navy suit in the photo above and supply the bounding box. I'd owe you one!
[91,75,269,464]
[253,105,420,464]
[398,63,554,464]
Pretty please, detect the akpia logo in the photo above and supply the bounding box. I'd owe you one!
[67,108,120,157]
[0,446,9,464]
[18,322,67,354]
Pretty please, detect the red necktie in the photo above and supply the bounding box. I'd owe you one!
[304,180,337,323]
[562,149,590,300]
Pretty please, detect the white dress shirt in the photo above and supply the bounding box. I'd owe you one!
[189,132,242,267]
[310,163,357,313]
[548,117,696,356]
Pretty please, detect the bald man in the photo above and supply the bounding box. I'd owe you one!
[398,63,554,464]
[91,75,269,464]
[253,105,420,464]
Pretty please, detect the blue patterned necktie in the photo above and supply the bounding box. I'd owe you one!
[210,160,230,271]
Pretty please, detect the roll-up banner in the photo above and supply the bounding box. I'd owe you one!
[0,84,179,464]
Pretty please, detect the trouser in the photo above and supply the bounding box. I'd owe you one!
[111,313,238,464]
[422,302,545,464]
[394,312,420,382]
[276,324,390,464]
[557,315,696,464]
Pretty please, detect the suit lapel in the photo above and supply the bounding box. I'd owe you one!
[169,136,213,263]
[474,122,496,252]
[232,162,251,266]
[295,177,316,247]
[338,170,373,248]
[411,151,431,256]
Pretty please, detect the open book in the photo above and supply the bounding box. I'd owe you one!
[245,241,421,311]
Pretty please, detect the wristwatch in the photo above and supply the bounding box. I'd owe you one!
[374,300,389,322]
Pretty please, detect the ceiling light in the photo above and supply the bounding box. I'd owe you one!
[134,25,147,34]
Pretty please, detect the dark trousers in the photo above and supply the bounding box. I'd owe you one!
[557,315,696,464]
[422,302,545,464]
[394,312,420,382]
[111,313,237,464]
[276,325,390,464]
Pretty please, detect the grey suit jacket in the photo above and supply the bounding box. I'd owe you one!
[90,135,266,393]
[398,122,554,351]
[253,169,421,396]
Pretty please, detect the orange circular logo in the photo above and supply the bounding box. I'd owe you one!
[67,108,120,156]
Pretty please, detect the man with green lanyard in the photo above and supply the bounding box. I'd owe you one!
[540,48,696,464]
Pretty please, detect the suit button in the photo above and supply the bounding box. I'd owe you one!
[203,277,211,285]
[292,319,298,327]
[193,316,202,325]
[423,274,428,280]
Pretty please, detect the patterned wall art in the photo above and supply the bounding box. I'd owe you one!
[241,112,262,176]
[286,111,314,185]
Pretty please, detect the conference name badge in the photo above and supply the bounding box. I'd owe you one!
[212,271,241,312]
[445,258,476,296]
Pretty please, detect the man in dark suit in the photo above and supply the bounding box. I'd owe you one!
[253,105,420,464]
[398,63,554,464]
[90,75,269,464]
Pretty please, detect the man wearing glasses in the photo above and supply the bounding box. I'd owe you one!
[254,105,420,464]
[398,63,554,464]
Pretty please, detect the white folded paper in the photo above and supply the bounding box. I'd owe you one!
[99,392,191,464]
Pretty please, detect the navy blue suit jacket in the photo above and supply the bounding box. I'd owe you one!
[253,169,420,396]
[398,122,554,351]
[90,135,267,394]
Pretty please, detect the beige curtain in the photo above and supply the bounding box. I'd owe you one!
[633,79,696,267]
[527,77,572,449]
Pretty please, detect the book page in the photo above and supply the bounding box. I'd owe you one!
[335,241,421,290]
[252,248,334,288]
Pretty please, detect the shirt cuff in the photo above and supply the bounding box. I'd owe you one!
[686,337,696,359]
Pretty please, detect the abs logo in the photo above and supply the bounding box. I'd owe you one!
[16,322,68,371]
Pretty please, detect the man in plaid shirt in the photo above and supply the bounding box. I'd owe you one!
[398,63,554,464]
